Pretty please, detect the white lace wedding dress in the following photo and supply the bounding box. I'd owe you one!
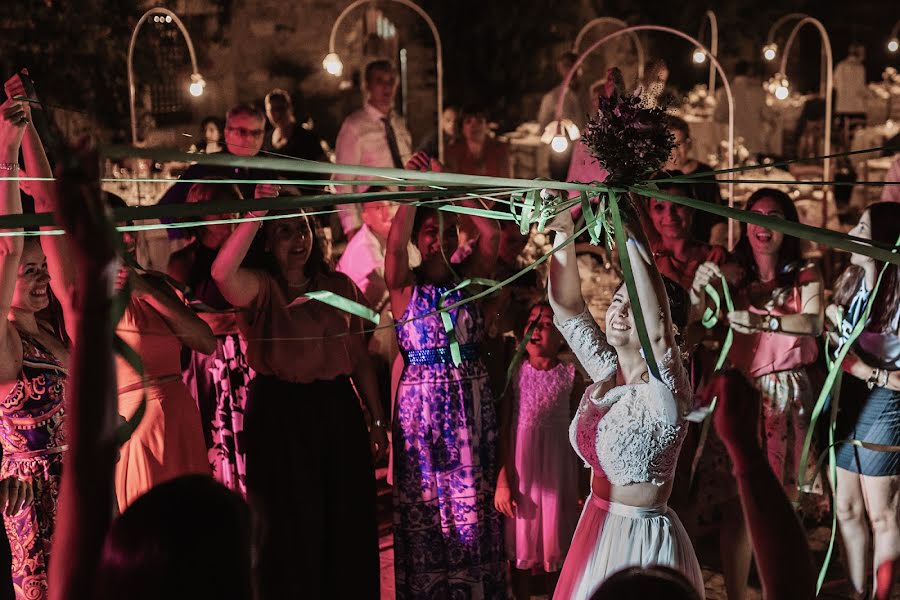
[552,308,704,600]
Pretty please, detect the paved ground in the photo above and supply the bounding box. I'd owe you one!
[376,467,900,599]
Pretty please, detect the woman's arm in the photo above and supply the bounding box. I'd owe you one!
[729,266,824,337]
[621,198,675,360]
[210,183,280,308]
[5,75,78,339]
[494,378,517,518]
[342,276,388,461]
[0,100,27,344]
[130,273,216,355]
[385,202,416,319]
[842,348,900,392]
[459,198,500,279]
[546,206,585,320]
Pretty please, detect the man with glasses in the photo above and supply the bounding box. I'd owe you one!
[332,59,412,241]
[160,104,273,205]
[158,104,280,244]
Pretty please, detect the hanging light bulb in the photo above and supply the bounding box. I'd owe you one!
[889,38,900,53]
[550,135,569,153]
[774,77,790,100]
[323,53,344,77]
[189,73,205,97]
[692,49,707,64]
[762,43,778,62]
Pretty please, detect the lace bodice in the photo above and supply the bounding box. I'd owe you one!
[513,362,575,429]
[554,308,690,487]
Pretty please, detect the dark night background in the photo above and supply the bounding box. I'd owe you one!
[0,0,895,142]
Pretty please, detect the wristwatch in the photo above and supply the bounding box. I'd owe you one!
[766,315,780,332]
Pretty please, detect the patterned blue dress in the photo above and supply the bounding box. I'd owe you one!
[393,283,508,599]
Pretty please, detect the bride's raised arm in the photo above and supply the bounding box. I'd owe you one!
[546,202,615,383]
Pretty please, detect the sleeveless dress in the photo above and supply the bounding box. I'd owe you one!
[1,331,66,600]
[115,295,210,512]
[730,268,819,491]
[553,309,703,600]
[392,283,508,599]
[181,243,253,496]
[507,361,579,572]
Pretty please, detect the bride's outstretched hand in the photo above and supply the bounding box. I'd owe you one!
[542,190,575,235]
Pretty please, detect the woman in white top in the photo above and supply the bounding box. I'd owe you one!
[545,196,703,599]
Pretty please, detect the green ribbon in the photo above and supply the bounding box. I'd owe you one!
[795,257,893,594]
[303,290,379,325]
[700,280,735,371]
[437,278,500,367]
[607,189,660,380]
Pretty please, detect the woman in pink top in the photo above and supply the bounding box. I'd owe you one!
[717,188,823,498]
[692,188,823,600]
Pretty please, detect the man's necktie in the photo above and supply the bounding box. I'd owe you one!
[382,116,404,168]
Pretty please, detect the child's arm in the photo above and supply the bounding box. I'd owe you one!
[494,371,517,518]
[569,368,592,503]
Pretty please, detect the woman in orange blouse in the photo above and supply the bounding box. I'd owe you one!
[211,184,387,599]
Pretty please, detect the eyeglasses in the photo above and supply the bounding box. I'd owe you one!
[226,126,265,138]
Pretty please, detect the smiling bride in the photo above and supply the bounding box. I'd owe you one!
[544,194,703,600]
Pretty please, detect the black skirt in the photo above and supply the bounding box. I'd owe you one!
[244,374,379,599]
[835,375,900,477]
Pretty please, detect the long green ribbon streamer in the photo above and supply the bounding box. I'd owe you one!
[607,190,660,380]
[437,278,501,367]
[700,280,735,371]
[302,290,379,325]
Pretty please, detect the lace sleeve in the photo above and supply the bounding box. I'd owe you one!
[648,347,693,425]
[554,308,617,383]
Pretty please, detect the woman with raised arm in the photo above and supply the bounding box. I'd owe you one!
[211,184,386,600]
[109,191,216,512]
[546,193,703,599]
[168,181,251,496]
[0,85,71,600]
[688,189,823,600]
[827,202,900,599]
[386,153,507,598]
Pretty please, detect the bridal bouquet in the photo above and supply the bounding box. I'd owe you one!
[580,72,675,185]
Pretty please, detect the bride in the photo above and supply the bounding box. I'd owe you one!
[545,195,703,599]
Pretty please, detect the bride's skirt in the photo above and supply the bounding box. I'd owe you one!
[553,495,704,599]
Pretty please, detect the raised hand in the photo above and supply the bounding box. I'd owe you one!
[404,151,442,173]
[0,98,28,153]
[690,261,723,305]
[3,71,33,121]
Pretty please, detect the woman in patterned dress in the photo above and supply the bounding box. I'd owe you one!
[169,181,253,495]
[385,153,507,599]
[0,92,75,599]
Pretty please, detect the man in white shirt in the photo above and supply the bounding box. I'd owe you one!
[332,60,412,239]
[834,44,868,116]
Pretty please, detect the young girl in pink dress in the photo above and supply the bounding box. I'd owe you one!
[495,303,585,600]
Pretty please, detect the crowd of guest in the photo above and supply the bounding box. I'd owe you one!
[0,41,897,600]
